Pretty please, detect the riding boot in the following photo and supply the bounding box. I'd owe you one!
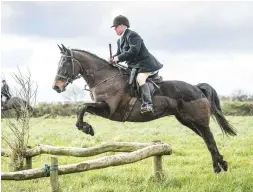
[140,83,154,114]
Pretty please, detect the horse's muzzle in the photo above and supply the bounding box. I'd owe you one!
[53,85,66,93]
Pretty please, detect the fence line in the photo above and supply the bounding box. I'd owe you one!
[2,142,172,181]
[2,141,162,158]
[1,141,172,192]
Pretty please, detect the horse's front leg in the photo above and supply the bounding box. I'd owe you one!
[75,102,109,136]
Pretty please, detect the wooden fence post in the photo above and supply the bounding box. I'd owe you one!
[152,140,164,180]
[25,157,32,169]
[153,155,163,180]
[50,157,59,192]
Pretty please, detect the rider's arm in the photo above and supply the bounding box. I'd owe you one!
[117,33,142,62]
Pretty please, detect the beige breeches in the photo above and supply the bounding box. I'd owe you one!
[136,72,151,86]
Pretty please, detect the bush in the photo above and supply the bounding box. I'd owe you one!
[32,102,82,117]
[221,101,253,116]
[3,101,253,118]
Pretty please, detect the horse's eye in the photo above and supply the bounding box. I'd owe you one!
[62,60,68,66]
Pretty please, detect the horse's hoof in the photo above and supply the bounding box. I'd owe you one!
[213,166,222,173]
[220,161,228,171]
[83,123,94,136]
[76,122,94,136]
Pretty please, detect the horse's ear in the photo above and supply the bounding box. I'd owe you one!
[61,44,70,55]
[61,44,67,51]
[61,44,71,55]
[57,44,63,52]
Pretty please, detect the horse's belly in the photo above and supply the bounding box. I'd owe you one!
[125,96,177,122]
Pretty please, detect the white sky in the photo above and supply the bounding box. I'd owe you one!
[1,1,253,102]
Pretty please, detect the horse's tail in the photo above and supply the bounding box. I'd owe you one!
[196,83,237,136]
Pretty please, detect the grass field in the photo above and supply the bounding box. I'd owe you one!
[1,115,253,192]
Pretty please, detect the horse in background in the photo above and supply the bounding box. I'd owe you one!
[1,96,34,120]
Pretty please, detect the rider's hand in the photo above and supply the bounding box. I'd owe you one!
[108,57,114,64]
[113,56,119,63]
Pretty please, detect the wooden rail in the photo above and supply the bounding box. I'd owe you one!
[1,141,172,192]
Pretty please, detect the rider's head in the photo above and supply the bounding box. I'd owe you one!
[2,80,6,84]
[111,15,130,36]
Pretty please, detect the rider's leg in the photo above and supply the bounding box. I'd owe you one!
[6,94,11,101]
[1,93,8,110]
[136,72,154,113]
[1,95,3,110]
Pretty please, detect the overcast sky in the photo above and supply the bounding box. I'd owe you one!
[1,1,253,102]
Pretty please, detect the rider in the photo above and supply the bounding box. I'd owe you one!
[1,80,12,108]
[109,15,163,114]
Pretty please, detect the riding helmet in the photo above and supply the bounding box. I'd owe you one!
[111,15,130,28]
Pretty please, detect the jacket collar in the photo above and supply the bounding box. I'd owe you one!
[120,28,129,47]
[120,28,127,38]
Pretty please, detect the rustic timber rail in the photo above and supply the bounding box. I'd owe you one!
[1,141,172,191]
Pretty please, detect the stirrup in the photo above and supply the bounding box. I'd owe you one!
[141,103,154,114]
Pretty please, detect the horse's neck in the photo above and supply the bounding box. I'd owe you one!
[80,59,119,87]
[84,66,121,89]
[75,51,127,88]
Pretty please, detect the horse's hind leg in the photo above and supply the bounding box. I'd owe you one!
[175,114,226,172]
[179,98,228,173]
[198,125,228,173]
[175,115,202,137]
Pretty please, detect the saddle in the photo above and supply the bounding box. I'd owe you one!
[128,68,163,98]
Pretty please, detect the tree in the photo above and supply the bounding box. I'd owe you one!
[231,89,248,102]
[2,67,37,171]
[60,84,86,102]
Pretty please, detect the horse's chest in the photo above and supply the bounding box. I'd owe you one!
[92,82,123,101]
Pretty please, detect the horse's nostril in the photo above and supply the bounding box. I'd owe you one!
[53,85,59,90]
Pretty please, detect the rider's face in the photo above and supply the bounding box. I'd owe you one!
[114,25,124,36]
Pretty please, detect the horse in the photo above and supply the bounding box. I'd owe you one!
[1,96,34,120]
[52,44,236,173]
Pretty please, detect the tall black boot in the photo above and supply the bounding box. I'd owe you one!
[140,83,154,114]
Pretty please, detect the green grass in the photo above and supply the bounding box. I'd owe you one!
[1,116,253,192]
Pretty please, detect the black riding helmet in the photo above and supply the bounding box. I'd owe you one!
[111,15,130,28]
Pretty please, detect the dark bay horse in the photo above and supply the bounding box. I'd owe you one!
[53,44,236,173]
[1,97,34,120]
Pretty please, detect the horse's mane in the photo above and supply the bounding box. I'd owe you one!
[72,48,129,73]
[72,49,109,65]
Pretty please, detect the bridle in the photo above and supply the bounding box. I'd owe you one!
[56,49,129,89]
[56,49,114,87]
[56,50,84,84]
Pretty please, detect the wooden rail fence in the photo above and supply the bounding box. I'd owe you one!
[1,141,172,191]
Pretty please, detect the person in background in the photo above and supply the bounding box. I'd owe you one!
[1,80,12,108]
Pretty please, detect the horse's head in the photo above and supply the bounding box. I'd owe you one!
[53,44,123,93]
[53,44,83,93]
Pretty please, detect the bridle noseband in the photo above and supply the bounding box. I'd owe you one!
[56,50,83,84]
